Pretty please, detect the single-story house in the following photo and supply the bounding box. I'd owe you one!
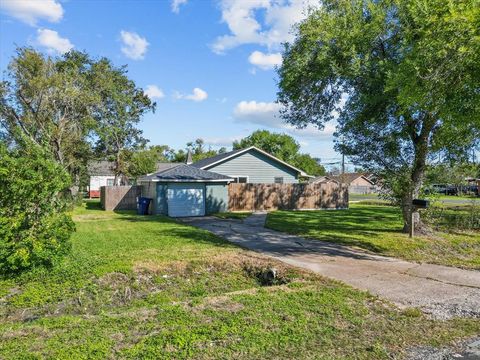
[87,161,179,198]
[138,164,233,217]
[309,175,340,185]
[137,146,312,217]
[87,161,116,198]
[191,146,310,184]
[329,172,376,194]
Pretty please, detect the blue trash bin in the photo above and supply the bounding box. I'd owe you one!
[137,197,152,215]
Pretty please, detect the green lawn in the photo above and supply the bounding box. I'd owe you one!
[266,204,480,269]
[1,201,479,359]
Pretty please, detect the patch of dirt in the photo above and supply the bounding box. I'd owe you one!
[195,295,244,313]
[0,325,52,341]
[72,214,113,222]
[96,272,130,288]
[134,260,188,276]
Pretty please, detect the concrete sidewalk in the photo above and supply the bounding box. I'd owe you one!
[181,213,480,319]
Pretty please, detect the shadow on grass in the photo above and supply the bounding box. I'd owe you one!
[85,200,103,211]
[266,206,406,254]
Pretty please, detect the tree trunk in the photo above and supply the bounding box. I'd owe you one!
[401,190,422,234]
[401,115,435,234]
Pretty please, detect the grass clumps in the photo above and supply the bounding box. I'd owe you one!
[1,201,480,359]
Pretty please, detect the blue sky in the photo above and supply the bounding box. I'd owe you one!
[0,0,343,167]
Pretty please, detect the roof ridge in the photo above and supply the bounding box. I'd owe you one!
[154,163,183,176]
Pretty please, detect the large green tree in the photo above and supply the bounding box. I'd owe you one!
[125,145,173,180]
[234,130,300,162]
[0,48,155,189]
[171,138,223,163]
[0,48,97,194]
[91,59,155,185]
[278,0,480,232]
[233,130,326,176]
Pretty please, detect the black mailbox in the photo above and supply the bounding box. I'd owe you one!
[412,199,429,208]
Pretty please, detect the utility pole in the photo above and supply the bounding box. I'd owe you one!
[341,136,345,183]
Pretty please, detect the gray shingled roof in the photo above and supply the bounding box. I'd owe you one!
[138,164,232,182]
[309,176,340,184]
[191,148,245,169]
[87,161,115,176]
[155,162,182,172]
[87,161,180,176]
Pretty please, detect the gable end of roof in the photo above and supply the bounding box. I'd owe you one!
[192,146,310,177]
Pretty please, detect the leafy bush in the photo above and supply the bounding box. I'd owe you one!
[423,202,480,231]
[0,144,75,274]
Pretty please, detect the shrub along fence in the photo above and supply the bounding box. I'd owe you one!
[100,186,141,211]
[423,203,480,231]
[228,183,348,212]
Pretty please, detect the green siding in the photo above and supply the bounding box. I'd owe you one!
[142,181,229,216]
[205,183,228,214]
[156,183,168,215]
[205,150,299,184]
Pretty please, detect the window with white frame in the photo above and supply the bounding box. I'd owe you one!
[231,176,248,183]
[106,178,114,186]
[274,177,284,184]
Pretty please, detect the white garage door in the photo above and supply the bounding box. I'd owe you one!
[167,183,205,217]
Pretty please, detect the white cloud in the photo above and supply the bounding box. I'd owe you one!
[36,28,73,54]
[0,0,63,26]
[233,100,335,140]
[248,50,282,70]
[144,85,165,99]
[204,135,243,147]
[175,87,208,102]
[171,0,188,13]
[120,30,149,60]
[233,100,283,127]
[212,0,318,54]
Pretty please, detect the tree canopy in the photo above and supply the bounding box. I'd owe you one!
[91,59,155,184]
[0,48,97,193]
[233,130,326,176]
[278,0,480,231]
[1,47,156,189]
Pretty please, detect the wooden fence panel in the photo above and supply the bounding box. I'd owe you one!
[100,186,141,210]
[228,183,348,212]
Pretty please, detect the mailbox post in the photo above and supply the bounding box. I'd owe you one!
[410,199,429,238]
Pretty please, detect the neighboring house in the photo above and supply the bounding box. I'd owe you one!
[330,172,377,194]
[87,161,116,198]
[138,165,233,217]
[191,146,310,184]
[137,147,312,217]
[87,161,179,198]
[309,175,340,185]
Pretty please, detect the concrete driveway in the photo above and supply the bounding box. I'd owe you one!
[181,213,480,319]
